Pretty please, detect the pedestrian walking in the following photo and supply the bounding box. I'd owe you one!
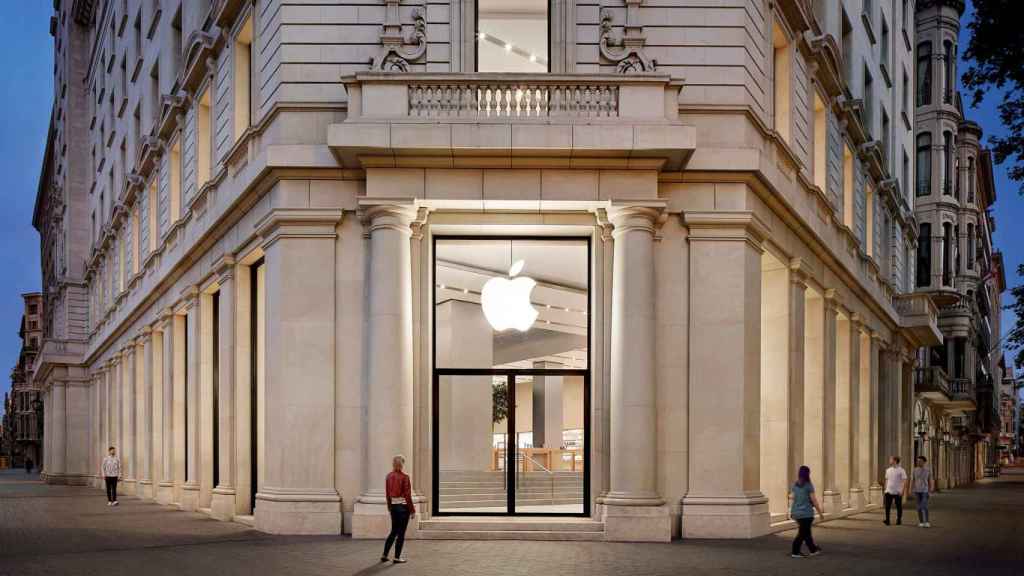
[790,465,825,558]
[24,457,33,474]
[381,454,415,564]
[101,446,121,507]
[913,456,933,527]
[883,455,907,525]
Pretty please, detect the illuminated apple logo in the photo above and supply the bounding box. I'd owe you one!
[481,260,538,332]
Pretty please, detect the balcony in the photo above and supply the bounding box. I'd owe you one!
[330,73,695,173]
[894,293,943,346]
[945,377,978,411]
[915,366,951,400]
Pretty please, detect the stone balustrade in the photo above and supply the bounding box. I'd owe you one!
[893,293,942,346]
[408,81,621,119]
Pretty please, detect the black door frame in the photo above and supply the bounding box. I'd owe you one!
[431,235,591,517]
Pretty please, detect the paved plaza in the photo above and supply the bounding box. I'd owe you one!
[1,469,1022,576]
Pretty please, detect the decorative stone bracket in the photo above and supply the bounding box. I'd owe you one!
[599,0,655,73]
[371,0,427,71]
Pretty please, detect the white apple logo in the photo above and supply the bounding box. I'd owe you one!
[481,260,538,332]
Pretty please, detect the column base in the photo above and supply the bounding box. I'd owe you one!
[211,487,237,521]
[255,489,342,535]
[869,484,883,505]
[822,490,843,513]
[351,493,426,539]
[121,478,137,496]
[92,476,104,489]
[598,502,672,542]
[181,483,200,511]
[680,494,770,539]
[138,480,153,499]
[156,482,175,505]
[849,488,867,509]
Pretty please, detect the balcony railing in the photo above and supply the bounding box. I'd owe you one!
[950,378,974,400]
[915,366,951,397]
[894,293,942,346]
[409,82,621,119]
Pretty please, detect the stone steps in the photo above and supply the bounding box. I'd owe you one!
[418,517,605,541]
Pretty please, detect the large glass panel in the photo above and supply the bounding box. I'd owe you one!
[512,374,585,514]
[435,238,589,370]
[477,0,548,72]
[438,375,510,513]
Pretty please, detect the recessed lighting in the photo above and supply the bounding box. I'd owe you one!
[479,32,487,40]
[529,54,537,63]
[505,43,513,52]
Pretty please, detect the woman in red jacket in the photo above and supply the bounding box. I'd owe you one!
[381,454,415,564]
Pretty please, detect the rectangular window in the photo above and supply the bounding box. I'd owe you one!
[171,7,182,78]
[917,43,932,106]
[843,143,854,228]
[149,63,160,132]
[880,16,890,72]
[903,149,910,201]
[842,11,854,82]
[916,133,932,196]
[862,66,874,136]
[170,139,182,224]
[881,109,890,167]
[131,206,140,275]
[813,93,827,191]
[865,183,875,256]
[773,22,792,144]
[234,14,254,141]
[147,177,158,249]
[476,0,548,72]
[967,223,975,270]
[196,87,212,189]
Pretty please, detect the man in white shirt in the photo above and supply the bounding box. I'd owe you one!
[883,455,908,525]
[101,446,121,507]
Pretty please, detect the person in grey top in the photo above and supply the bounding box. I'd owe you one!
[912,456,933,527]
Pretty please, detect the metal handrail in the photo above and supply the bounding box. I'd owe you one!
[517,453,555,505]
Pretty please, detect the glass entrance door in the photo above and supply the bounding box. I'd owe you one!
[433,371,588,516]
[432,236,591,516]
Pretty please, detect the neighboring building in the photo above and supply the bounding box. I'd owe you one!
[910,0,1007,488]
[998,370,1017,465]
[1,293,46,469]
[34,0,950,541]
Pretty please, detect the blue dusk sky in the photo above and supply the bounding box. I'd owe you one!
[0,2,1021,406]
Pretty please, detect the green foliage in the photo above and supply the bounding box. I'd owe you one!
[492,381,509,425]
[961,0,1024,196]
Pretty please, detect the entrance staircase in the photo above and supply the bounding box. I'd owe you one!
[437,470,584,509]
[422,470,602,540]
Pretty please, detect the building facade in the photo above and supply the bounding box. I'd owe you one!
[1,294,45,469]
[910,0,1008,489]
[32,0,953,541]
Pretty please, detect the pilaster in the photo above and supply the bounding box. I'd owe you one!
[181,287,201,511]
[254,208,343,535]
[821,290,841,513]
[211,255,238,521]
[138,328,154,498]
[681,211,770,538]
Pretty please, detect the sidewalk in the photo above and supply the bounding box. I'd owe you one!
[1,467,1022,576]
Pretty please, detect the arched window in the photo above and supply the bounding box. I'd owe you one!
[916,132,931,196]
[968,157,976,203]
[917,42,932,106]
[917,223,931,287]
[942,222,953,286]
[967,223,975,270]
[943,40,955,103]
[942,131,953,195]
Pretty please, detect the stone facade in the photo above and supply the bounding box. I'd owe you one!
[30,0,1000,541]
[909,0,1007,490]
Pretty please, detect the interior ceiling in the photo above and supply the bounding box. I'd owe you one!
[478,0,547,16]
[436,240,587,291]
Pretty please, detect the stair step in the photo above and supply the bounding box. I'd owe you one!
[420,518,603,532]
[418,530,604,541]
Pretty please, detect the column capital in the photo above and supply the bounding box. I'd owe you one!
[823,288,842,312]
[178,285,200,311]
[851,313,868,330]
[358,199,417,237]
[789,257,810,287]
[137,326,153,343]
[214,254,237,283]
[606,202,665,237]
[256,208,344,249]
[683,210,770,250]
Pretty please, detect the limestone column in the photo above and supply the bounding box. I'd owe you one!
[353,201,416,538]
[591,205,670,542]
[255,207,343,535]
[111,354,122,472]
[869,336,883,503]
[171,310,187,505]
[787,261,807,496]
[181,288,201,511]
[834,309,852,509]
[122,343,136,494]
[681,211,769,539]
[533,361,565,450]
[211,256,238,520]
[49,382,67,481]
[821,291,841,512]
[848,316,864,508]
[200,291,215,510]
[135,334,149,497]
[151,313,170,505]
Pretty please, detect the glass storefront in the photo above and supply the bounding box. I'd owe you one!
[433,237,589,516]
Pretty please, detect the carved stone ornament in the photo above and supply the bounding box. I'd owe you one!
[599,0,655,74]
[372,0,427,72]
